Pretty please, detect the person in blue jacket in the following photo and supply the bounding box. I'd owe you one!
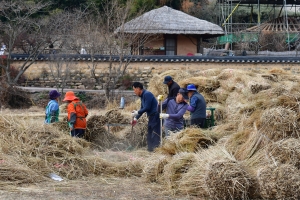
[131,82,160,152]
[45,90,61,124]
[186,84,207,128]
[158,88,188,136]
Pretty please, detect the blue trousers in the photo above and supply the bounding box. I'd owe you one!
[191,118,206,128]
[71,129,85,138]
[147,113,161,152]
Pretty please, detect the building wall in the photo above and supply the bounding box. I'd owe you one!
[177,35,197,55]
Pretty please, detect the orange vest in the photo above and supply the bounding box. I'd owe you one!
[67,100,88,129]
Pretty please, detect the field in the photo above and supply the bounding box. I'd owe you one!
[1,68,300,199]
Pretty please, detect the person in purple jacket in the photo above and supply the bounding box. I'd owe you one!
[159,88,189,136]
[186,84,207,128]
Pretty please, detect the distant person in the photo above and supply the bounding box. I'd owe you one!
[131,82,160,152]
[158,88,189,136]
[186,84,207,128]
[45,90,61,124]
[0,42,6,55]
[63,91,89,138]
[80,47,87,54]
[163,75,180,98]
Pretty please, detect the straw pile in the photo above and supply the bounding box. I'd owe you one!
[161,152,196,191]
[257,164,300,199]
[259,106,300,141]
[177,146,256,199]
[156,128,214,155]
[143,154,171,182]
[0,115,146,185]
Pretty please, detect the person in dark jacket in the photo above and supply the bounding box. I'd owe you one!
[159,88,188,136]
[131,82,160,152]
[163,76,180,98]
[186,84,206,128]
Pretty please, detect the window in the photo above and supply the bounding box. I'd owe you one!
[165,35,177,55]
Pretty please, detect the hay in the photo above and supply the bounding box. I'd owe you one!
[245,138,300,170]
[177,146,257,199]
[155,128,213,155]
[259,107,300,141]
[178,76,220,93]
[205,160,253,200]
[143,154,171,182]
[162,152,196,191]
[257,164,300,199]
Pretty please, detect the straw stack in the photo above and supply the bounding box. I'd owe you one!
[178,146,253,198]
[259,107,300,141]
[162,152,196,191]
[143,154,171,182]
[155,128,213,155]
[257,164,300,199]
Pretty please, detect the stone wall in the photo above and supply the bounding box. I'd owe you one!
[12,60,300,89]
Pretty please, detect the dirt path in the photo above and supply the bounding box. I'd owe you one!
[0,176,198,200]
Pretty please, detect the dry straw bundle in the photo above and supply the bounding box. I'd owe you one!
[161,152,196,191]
[83,155,143,177]
[257,164,300,199]
[85,115,115,149]
[156,128,213,155]
[143,154,171,183]
[178,146,255,199]
[178,76,220,93]
[259,106,300,141]
[245,138,300,171]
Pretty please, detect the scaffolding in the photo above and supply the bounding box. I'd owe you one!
[216,0,300,50]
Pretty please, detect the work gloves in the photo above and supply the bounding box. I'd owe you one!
[68,122,74,130]
[131,110,138,117]
[131,118,137,126]
[157,95,164,102]
[160,113,169,119]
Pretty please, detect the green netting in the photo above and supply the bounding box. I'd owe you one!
[217,33,258,44]
[286,33,299,43]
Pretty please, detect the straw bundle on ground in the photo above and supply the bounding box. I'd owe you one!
[50,116,69,135]
[84,155,143,177]
[257,164,300,199]
[178,76,220,93]
[85,115,118,150]
[156,128,213,155]
[143,154,171,182]
[246,138,300,170]
[248,80,271,94]
[162,152,196,191]
[259,106,300,141]
[205,160,253,200]
[0,153,47,186]
[124,115,148,149]
[178,146,257,199]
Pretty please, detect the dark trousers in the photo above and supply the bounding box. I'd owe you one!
[147,113,161,152]
[71,129,85,138]
[191,118,206,128]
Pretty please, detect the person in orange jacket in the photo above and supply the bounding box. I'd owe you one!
[63,91,88,138]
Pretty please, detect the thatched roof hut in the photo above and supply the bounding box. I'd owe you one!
[118,6,224,37]
[116,6,224,56]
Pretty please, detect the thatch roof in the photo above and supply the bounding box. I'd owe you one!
[117,6,224,36]
[245,17,300,33]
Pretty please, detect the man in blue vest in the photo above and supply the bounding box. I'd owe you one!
[186,84,206,128]
[131,82,160,152]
